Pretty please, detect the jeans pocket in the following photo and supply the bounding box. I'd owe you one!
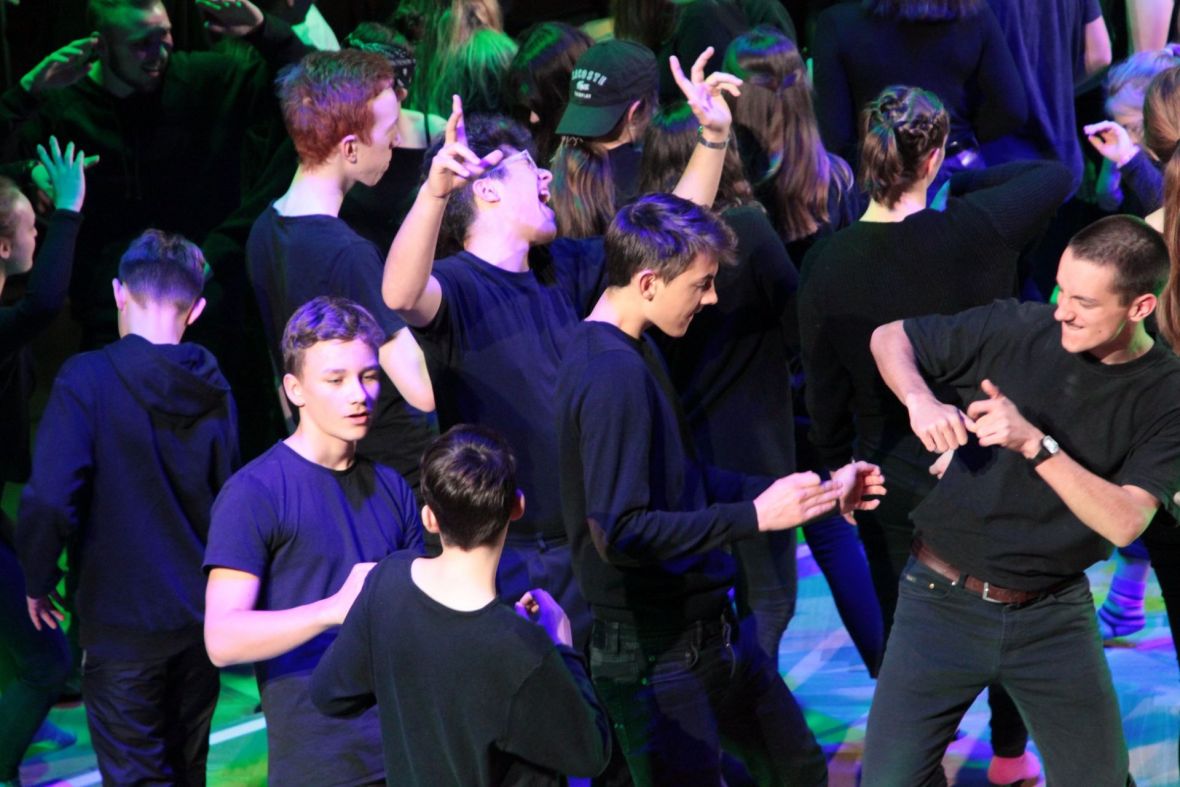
[900,560,953,600]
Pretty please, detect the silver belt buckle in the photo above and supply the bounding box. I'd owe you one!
[981,582,1003,603]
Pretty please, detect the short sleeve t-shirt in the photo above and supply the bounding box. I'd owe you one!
[413,240,606,538]
[905,300,1180,590]
[204,442,424,786]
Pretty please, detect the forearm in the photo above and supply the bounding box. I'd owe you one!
[382,186,446,320]
[379,331,435,412]
[0,210,81,355]
[1119,149,1163,213]
[204,600,338,667]
[870,321,935,409]
[1034,451,1155,547]
[1083,16,1113,77]
[671,129,728,207]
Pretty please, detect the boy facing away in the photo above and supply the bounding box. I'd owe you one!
[203,296,423,786]
[311,424,611,786]
[18,229,238,785]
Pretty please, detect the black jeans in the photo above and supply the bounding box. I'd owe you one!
[82,637,219,786]
[589,615,827,787]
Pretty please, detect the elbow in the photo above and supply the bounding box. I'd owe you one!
[1109,518,1146,549]
[869,321,900,360]
[203,623,242,668]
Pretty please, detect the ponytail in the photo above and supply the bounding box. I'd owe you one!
[859,85,948,208]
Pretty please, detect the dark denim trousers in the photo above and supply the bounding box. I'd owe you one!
[0,537,71,781]
[589,615,827,787]
[862,557,1131,786]
[82,638,219,786]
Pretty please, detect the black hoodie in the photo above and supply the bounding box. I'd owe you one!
[18,333,239,659]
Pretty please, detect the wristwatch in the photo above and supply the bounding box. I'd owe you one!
[1030,434,1060,466]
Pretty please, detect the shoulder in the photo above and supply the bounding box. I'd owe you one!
[217,445,290,503]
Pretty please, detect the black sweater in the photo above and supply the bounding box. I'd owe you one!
[18,334,239,658]
[799,160,1072,488]
[557,321,764,626]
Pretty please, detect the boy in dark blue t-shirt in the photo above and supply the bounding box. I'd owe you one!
[204,296,422,786]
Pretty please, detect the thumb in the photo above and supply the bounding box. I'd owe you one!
[981,378,1003,400]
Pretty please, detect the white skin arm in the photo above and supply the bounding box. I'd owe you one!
[379,329,434,412]
[203,563,374,667]
[668,47,742,207]
[1084,14,1113,77]
[382,96,502,327]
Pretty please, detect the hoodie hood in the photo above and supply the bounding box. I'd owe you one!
[104,334,231,419]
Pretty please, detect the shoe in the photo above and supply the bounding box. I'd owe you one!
[27,719,76,753]
[1097,576,1147,639]
[988,751,1044,786]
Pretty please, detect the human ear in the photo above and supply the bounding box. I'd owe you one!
[185,296,207,326]
[421,505,441,533]
[282,372,305,408]
[341,134,359,164]
[509,490,525,522]
[472,177,501,204]
[0,237,10,261]
[1130,292,1157,321]
[637,269,658,300]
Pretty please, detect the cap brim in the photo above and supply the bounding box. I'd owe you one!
[555,101,631,139]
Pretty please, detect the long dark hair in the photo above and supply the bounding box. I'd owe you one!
[505,23,593,165]
[725,26,853,242]
[859,85,949,208]
[612,0,677,52]
[639,101,755,213]
[1144,66,1180,347]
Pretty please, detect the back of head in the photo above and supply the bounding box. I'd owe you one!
[725,25,842,240]
[1105,50,1180,142]
[640,102,753,211]
[117,230,204,312]
[612,0,677,52]
[276,50,395,169]
[425,113,535,254]
[344,22,417,95]
[605,193,736,288]
[1068,215,1169,304]
[420,424,517,550]
[860,85,949,209]
[861,0,983,20]
[551,39,659,238]
[506,22,594,163]
[281,295,385,377]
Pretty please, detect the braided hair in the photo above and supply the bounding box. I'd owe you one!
[859,85,949,208]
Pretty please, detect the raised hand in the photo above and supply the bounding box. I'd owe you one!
[1083,120,1139,167]
[754,471,843,531]
[34,137,91,212]
[907,391,974,454]
[424,95,505,200]
[669,47,742,140]
[831,460,886,524]
[196,0,265,37]
[965,379,1042,458]
[20,35,99,94]
[514,588,573,647]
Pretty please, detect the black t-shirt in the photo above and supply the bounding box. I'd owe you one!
[907,300,1180,590]
[245,205,433,486]
[204,442,424,786]
[339,146,427,254]
[557,320,764,625]
[413,240,607,539]
[309,553,611,785]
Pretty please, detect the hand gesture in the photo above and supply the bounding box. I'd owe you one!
[424,96,505,200]
[27,591,66,631]
[965,379,1041,458]
[196,0,265,37]
[830,460,886,524]
[33,137,91,212]
[907,392,974,454]
[754,471,843,531]
[670,47,741,140]
[1083,121,1139,167]
[325,562,376,625]
[515,588,572,647]
[20,35,99,95]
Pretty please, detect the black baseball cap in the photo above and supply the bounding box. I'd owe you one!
[556,40,659,138]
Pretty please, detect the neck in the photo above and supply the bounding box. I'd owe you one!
[275,166,349,217]
[284,428,356,471]
[465,226,531,273]
[861,189,928,223]
[1094,324,1154,365]
[411,543,502,611]
[121,310,187,345]
[89,61,134,99]
[587,288,647,339]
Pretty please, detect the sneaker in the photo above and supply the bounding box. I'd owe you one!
[988,751,1044,786]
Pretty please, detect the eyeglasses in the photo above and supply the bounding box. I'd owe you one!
[496,149,538,173]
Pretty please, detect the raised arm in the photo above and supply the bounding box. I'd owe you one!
[203,562,373,667]
[383,96,500,327]
[870,320,974,454]
[379,329,434,412]
[668,48,741,208]
[965,379,1157,546]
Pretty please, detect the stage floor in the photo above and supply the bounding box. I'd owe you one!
[15,543,1179,786]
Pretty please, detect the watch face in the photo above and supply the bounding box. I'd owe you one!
[1043,435,1059,453]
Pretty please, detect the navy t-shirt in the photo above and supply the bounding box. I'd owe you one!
[412,239,607,539]
[204,442,423,786]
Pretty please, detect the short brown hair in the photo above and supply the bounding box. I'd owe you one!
[276,50,395,168]
[859,85,949,209]
[281,296,386,376]
[118,229,205,312]
[420,425,517,550]
[604,194,735,288]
